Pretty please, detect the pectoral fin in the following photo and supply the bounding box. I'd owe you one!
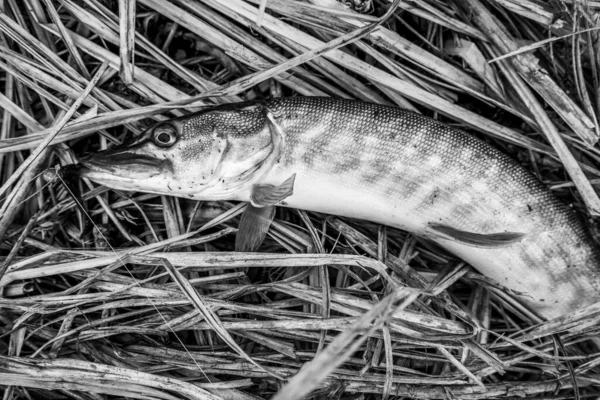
[427,223,526,248]
[235,204,276,252]
[250,173,296,207]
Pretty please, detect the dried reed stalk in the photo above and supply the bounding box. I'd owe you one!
[1,1,600,399]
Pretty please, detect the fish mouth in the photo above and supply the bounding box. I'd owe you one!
[77,149,170,191]
[77,163,161,193]
[80,150,163,174]
[79,150,163,172]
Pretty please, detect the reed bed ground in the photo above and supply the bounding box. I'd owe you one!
[1,0,600,399]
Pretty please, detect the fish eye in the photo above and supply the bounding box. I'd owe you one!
[152,124,177,148]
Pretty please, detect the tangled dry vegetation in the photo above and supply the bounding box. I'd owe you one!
[2,0,600,399]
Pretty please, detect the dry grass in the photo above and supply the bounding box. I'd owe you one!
[1,0,600,399]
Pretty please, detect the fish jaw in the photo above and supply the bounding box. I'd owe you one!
[80,150,167,179]
[79,162,252,200]
[78,165,150,193]
[78,146,175,194]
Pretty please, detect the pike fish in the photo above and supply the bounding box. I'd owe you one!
[77,97,600,319]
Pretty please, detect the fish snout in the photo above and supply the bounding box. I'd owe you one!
[80,149,166,177]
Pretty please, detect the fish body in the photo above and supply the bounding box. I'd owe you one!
[80,97,600,319]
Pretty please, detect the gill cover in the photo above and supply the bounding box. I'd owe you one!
[200,104,286,198]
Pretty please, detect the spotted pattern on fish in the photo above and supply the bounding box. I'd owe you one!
[262,97,600,316]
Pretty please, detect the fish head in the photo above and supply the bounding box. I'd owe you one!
[80,103,283,199]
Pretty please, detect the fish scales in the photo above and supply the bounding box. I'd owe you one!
[263,98,600,317]
[79,97,600,319]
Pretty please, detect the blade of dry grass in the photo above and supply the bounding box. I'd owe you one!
[492,0,555,25]
[0,213,38,288]
[0,356,222,400]
[136,0,329,97]
[60,0,239,99]
[22,0,57,52]
[174,0,362,100]
[0,92,44,132]
[454,0,600,215]
[0,62,106,198]
[0,49,99,109]
[273,290,419,400]
[199,0,568,156]
[43,24,190,102]
[168,0,403,99]
[260,0,484,91]
[0,12,83,83]
[2,1,600,398]
[0,252,396,287]
[0,63,108,243]
[488,26,600,63]
[39,0,90,79]
[118,0,136,84]
[162,258,284,380]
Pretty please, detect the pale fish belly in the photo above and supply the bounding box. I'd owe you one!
[266,167,599,319]
[262,97,600,319]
